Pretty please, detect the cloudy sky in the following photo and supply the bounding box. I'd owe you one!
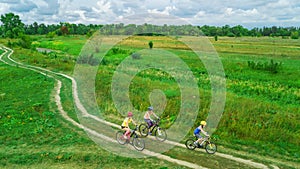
[0,0,299,28]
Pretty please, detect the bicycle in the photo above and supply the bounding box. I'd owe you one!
[185,135,217,154]
[116,126,145,151]
[139,118,167,142]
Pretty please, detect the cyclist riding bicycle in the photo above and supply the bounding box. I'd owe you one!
[143,106,159,134]
[193,120,209,147]
[121,112,137,139]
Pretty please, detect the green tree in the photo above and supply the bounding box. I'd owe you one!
[46,31,56,38]
[61,26,69,35]
[148,41,153,49]
[214,35,218,41]
[0,25,3,37]
[37,23,47,34]
[18,34,32,49]
[0,13,24,38]
[291,31,299,39]
[221,25,230,36]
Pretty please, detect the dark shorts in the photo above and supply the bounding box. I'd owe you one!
[144,119,153,128]
[121,126,128,129]
[194,133,202,139]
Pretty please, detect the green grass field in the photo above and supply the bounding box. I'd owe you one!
[1,34,299,168]
[93,36,300,162]
[0,53,194,169]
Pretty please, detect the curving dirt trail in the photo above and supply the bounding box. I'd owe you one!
[0,46,207,169]
[0,46,281,169]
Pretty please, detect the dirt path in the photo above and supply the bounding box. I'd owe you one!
[0,46,281,169]
[1,46,207,169]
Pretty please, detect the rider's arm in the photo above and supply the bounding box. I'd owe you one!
[148,112,154,121]
[153,112,159,119]
[200,126,209,137]
[132,119,137,126]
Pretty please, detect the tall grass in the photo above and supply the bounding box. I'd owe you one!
[6,35,300,162]
[94,36,300,161]
[0,53,187,168]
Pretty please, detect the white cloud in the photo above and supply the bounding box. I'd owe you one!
[0,0,19,4]
[242,8,259,16]
[123,7,135,16]
[148,6,177,15]
[224,8,234,16]
[0,3,9,15]
[32,0,48,7]
[73,10,87,21]
[92,0,112,14]
[194,11,206,18]
[224,8,259,17]
[267,0,291,8]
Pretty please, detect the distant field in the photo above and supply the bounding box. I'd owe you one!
[2,34,300,168]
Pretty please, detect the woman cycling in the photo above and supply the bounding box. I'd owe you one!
[121,112,137,139]
[193,120,209,147]
[144,106,159,128]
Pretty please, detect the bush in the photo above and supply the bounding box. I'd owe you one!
[131,53,141,59]
[18,34,32,49]
[77,54,99,66]
[291,31,299,39]
[227,32,235,37]
[46,31,56,39]
[148,41,153,49]
[214,35,218,41]
[247,59,282,73]
[109,47,131,55]
[7,40,13,48]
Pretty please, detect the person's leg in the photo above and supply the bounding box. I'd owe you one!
[123,127,130,139]
[197,137,203,142]
[194,134,202,145]
[145,119,152,128]
[148,120,154,134]
[145,119,153,134]
[125,128,131,136]
[198,136,205,146]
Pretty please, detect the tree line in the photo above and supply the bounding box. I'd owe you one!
[100,24,299,39]
[0,13,102,39]
[1,12,299,39]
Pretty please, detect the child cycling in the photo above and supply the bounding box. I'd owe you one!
[193,121,210,147]
[121,112,137,139]
[143,106,159,134]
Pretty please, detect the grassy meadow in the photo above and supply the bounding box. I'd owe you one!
[0,49,192,169]
[1,34,299,168]
[93,36,300,163]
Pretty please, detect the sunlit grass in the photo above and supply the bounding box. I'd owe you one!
[2,34,300,166]
[0,56,185,168]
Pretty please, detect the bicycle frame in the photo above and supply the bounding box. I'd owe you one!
[148,119,160,132]
[200,136,210,144]
[193,135,211,146]
[117,127,145,151]
[124,127,138,139]
[185,135,217,154]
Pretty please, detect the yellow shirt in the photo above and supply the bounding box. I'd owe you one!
[122,117,132,127]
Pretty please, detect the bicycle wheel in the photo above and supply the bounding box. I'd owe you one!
[185,138,196,150]
[205,142,217,154]
[139,123,149,137]
[154,127,167,142]
[132,136,145,151]
[116,131,127,145]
